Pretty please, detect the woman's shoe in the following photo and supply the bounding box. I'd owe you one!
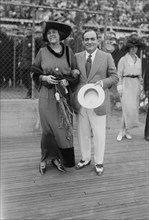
[39,161,47,175]
[51,159,66,173]
[125,133,132,140]
[117,132,124,141]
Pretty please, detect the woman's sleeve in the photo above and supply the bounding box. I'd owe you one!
[117,57,124,88]
[31,49,43,89]
[33,49,42,67]
[65,48,80,87]
[139,59,143,83]
[70,48,77,70]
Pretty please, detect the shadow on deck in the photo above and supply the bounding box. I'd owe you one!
[1,111,149,220]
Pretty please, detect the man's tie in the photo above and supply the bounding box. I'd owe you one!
[86,54,92,78]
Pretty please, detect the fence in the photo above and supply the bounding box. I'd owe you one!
[0,2,107,99]
[0,2,149,100]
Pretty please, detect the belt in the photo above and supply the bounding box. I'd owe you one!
[123,75,139,78]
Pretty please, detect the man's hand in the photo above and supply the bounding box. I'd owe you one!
[71,69,80,78]
[94,80,103,87]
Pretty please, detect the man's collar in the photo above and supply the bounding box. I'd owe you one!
[86,49,97,57]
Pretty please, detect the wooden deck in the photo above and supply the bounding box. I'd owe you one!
[1,111,149,220]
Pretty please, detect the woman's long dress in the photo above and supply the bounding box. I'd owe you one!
[32,45,78,167]
[117,53,142,129]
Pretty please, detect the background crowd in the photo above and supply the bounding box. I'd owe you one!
[1,0,149,29]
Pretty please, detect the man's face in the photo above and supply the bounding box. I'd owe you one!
[83,30,98,54]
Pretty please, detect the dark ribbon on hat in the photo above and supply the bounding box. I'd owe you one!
[86,54,92,78]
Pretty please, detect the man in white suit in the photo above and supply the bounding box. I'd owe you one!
[73,29,118,175]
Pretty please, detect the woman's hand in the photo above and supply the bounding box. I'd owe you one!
[117,85,123,97]
[42,75,58,84]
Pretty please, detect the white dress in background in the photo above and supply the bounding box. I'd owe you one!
[117,53,142,129]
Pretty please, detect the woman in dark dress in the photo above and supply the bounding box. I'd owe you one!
[144,59,149,141]
[31,21,80,174]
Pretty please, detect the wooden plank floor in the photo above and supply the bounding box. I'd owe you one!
[1,111,149,220]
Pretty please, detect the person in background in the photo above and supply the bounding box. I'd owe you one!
[144,59,149,141]
[20,34,32,98]
[111,38,126,69]
[31,21,80,175]
[73,28,118,176]
[117,37,145,141]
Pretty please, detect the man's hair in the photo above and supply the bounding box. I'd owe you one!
[82,28,98,40]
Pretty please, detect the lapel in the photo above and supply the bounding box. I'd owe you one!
[88,49,103,81]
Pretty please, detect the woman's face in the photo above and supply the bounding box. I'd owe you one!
[129,46,138,55]
[47,29,60,44]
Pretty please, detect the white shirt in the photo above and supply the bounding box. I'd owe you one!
[85,49,103,87]
[86,49,97,63]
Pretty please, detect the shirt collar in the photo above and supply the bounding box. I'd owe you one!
[86,49,97,61]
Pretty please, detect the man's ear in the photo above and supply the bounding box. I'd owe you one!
[97,39,102,49]
[82,41,86,50]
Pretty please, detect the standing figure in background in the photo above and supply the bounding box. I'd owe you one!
[31,21,80,175]
[20,34,32,98]
[117,37,145,141]
[73,29,118,176]
[111,38,126,69]
[144,59,149,141]
[0,30,13,87]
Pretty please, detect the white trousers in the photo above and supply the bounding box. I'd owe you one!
[77,107,106,164]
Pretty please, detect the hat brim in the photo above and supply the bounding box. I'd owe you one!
[78,84,105,109]
[43,21,72,41]
[125,42,145,49]
[124,38,146,50]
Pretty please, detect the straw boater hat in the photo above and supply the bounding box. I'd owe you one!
[125,37,146,50]
[77,84,105,109]
[43,21,72,42]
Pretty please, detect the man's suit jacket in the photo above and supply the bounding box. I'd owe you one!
[72,49,119,115]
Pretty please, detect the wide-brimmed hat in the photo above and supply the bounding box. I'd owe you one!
[43,21,72,42]
[77,84,105,109]
[125,37,146,50]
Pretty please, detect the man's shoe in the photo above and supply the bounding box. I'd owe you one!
[39,161,47,175]
[117,132,124,141]
[125,133,132,140]
[75,160,91,169]
[95,164,104,176]
[51,159,66,173]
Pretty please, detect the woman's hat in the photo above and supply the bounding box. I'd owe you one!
[77,84,105,109]
[43,21,72,41]
[125,37,146,50]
